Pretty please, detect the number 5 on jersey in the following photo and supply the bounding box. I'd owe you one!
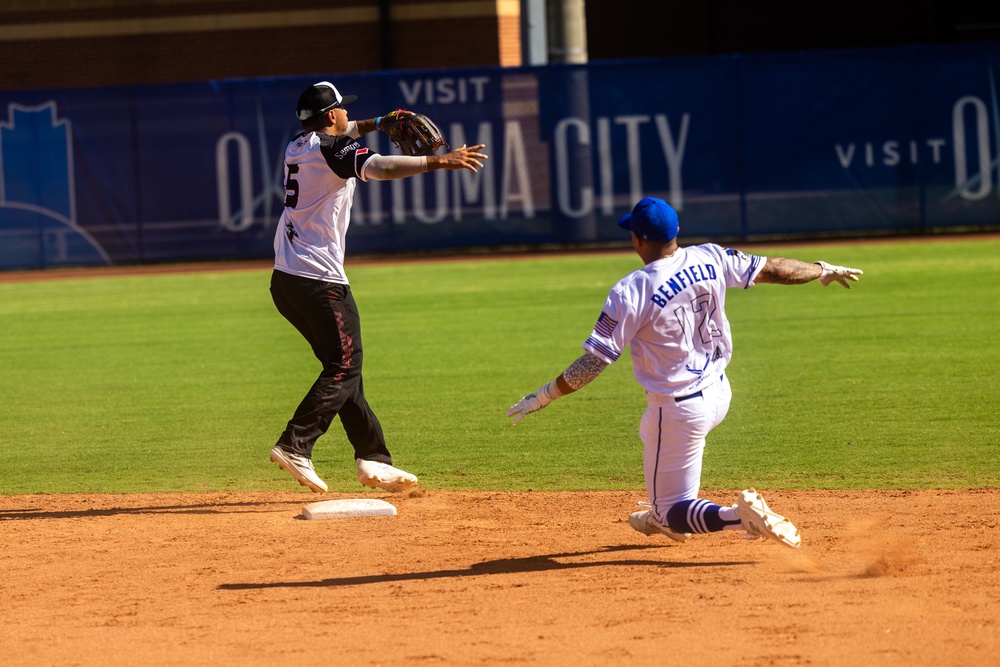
[284,164,299,208]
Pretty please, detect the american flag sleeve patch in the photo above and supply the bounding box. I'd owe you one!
[594,312,618,338]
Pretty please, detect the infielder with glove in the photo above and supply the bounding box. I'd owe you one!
[506,197,863,548]
[269,81,487,494]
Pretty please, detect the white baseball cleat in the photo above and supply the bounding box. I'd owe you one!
[270,446,328,493]
[628,507,691,543]
[356,458,418,493]
[736,488,801,548]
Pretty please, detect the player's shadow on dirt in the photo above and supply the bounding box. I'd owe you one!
[219,544,754,590]
[0,500,303,521]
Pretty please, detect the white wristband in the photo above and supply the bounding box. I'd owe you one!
[540,379,565,403]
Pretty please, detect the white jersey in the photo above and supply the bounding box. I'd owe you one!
[273,131,375,284]
[582,244,766,397]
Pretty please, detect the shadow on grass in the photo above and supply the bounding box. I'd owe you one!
[218,544,755,590]
[0,499,303,520]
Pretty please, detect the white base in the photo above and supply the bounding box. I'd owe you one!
[301,498,397,520]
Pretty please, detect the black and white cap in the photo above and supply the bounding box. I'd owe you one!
[295,81,358,121]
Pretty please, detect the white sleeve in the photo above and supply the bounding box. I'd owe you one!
[345,120,361,139]
[581,283,636,364]
[359,153,429,182]
[709,244,766,289]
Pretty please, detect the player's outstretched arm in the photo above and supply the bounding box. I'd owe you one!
[506,352,609,425]
[756,257,863,289]
[361,145,488,181]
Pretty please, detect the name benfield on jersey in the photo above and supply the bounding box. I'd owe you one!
[581,242,763,397]
[649,262,720,307]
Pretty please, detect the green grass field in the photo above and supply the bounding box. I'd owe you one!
[2,237,997,494]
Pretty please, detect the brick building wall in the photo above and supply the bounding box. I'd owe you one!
[0,0,522,91]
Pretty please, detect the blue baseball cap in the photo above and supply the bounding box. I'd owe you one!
[617,197,679,242]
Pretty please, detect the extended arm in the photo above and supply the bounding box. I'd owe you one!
[361,144,488,181]
[506,352,610,424]
[756,257,863,288]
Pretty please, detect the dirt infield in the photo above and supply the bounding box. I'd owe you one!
[2,488,997,666]
[3,239,997,665]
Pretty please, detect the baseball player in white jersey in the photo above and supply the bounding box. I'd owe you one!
[507,197,862,547]
[269,81,487,494]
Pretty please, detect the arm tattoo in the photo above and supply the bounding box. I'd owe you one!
[757,257,822,285]
[563,352,610,390]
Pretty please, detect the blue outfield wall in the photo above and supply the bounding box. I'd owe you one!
[1,43,999,269]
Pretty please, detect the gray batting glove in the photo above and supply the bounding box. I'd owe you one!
[506,385,555,425]
[814,261,863,289]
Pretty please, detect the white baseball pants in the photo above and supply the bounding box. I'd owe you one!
[639,375,732,522]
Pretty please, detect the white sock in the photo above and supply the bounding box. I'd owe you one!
[719,504,743,530]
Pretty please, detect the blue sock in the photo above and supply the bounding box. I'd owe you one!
[666,498,742,534]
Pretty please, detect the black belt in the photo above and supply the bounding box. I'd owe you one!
[674,390,702,403]
[674,374,724,403]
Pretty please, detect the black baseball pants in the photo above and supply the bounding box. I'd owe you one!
[269,269,392,463]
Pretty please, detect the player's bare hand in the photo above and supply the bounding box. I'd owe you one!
[506,390,551,425]
[431,144,488,173]
[814,261,863,289]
